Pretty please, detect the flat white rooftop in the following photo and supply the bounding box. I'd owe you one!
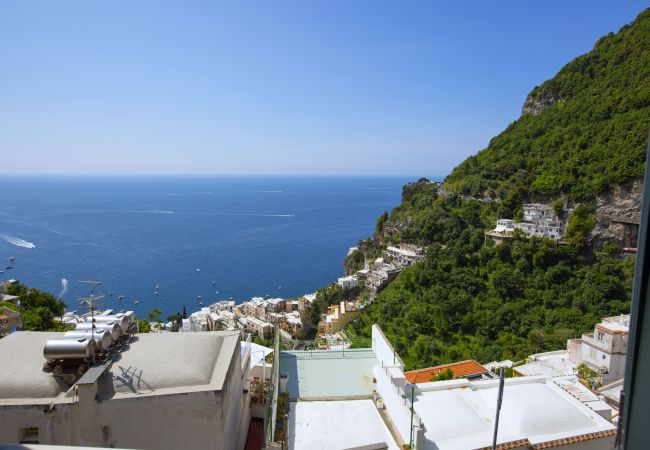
[413,376,616,450]
[0,330,240,404]
[289,400,399,450]
[514,350,576,377]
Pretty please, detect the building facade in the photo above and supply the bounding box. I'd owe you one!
[0,331,251,450]
[568,315,629,382]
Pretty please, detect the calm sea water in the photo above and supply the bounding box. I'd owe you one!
[0,176,417,318]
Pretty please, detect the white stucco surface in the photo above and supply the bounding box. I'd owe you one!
[515,350,576,378]
[0,331,67,400]
[289,400,400,450]
[413,376,616,450]
[109,332,227,394]
[0,331,246,450]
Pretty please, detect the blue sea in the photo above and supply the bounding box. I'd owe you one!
[0,176,418,319]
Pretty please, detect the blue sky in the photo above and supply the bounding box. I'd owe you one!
[0,1,647,176]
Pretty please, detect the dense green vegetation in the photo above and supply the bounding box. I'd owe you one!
[445,8,650,209]
[380,179,497,246]
[350,236,633,370]
[431,369,455,382]
[4,283,68,331]
[344,11,650,369]
[345,169,633,371]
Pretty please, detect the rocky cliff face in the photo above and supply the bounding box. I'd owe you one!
[521,88,564,116]
[590,179,643,248]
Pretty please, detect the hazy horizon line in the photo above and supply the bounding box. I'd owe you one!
[0,172,447,179]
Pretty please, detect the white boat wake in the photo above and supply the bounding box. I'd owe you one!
[213,213,295,218]
[125,210,175,214]
[0,233,36,249]
[58,278,68,298]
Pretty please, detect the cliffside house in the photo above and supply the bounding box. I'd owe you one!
[337,274,359,290]
[487,203,566,244]
[384,245,426,268]
[568,314,629,383]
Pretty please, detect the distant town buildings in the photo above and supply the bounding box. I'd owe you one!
[0,304,21,337]
[317,301,359,336]
[486,202,566,243]
[384,244,426,267]
[336,275,359,290]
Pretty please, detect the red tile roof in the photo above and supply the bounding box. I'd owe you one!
[404,359,488,384]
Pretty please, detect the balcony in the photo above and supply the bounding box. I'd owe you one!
[581,333,612,353]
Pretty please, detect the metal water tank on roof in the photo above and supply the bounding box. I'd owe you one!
[63,330,112,351]
[44,338,96,360]
[75,322,121,340]
[92,314,129,332]
[123,311,135,327]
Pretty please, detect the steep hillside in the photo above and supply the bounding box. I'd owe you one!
[345,10,650,370]
[445,8,650,213]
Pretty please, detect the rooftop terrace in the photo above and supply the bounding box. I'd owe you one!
[280,348,378,399]
[0,330,240,404]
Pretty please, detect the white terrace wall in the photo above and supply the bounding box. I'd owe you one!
[373,365,424,449]
[372,324,404,370]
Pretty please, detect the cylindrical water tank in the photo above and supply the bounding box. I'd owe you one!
[92,315,129,332]
[75,322,121,340]
[123,311,135,327]
[63,330,112,351]
[44,339,96,360]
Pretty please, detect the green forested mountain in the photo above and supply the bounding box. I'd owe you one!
[445,8,650,212]
[345,9,650,370]
[349,183,634,369]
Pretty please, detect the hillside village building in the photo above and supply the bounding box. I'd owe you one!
[336,274,359,290]
[0,304,21,337]
[486,203,566,243]
[0,331,250,450]
[568,314,630,382]
[385,245,426,267]
[316,301,359,336]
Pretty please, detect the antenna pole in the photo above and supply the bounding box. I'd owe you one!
[492,367,505,450]
[78,280,102,364]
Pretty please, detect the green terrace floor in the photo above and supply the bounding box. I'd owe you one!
[279,348,379,400]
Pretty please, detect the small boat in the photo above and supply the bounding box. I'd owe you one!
[215,291,219,294]
[108,291,113,297]
[199,302,203,305]
[196,268,201,272]
[155,284,160,290]
[197,295,202,299]
[134,300,139,305]
[9,256,14,262]
[118,295,124,300]
[155,292,159,295]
